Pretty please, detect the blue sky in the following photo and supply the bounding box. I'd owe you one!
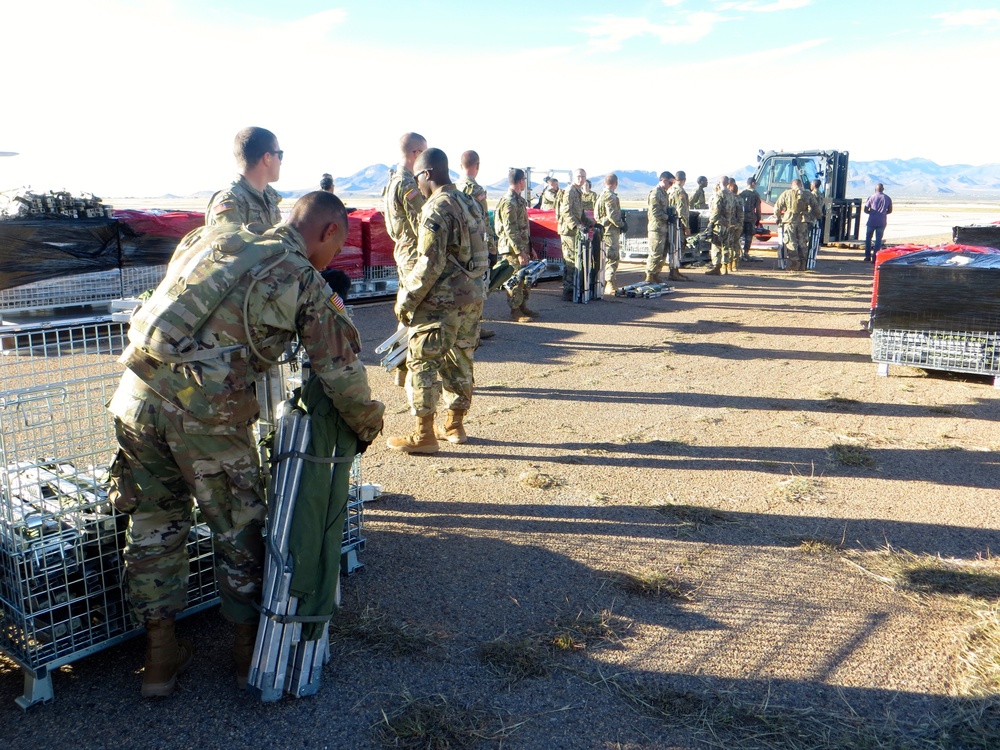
[3,0,999,196]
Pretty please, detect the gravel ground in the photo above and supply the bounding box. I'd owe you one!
[3,245,999,749]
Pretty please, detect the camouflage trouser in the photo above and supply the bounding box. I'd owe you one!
[602,227,620,283]
[108,388,266,625]
[560,234,578,297]
[784,222,812,266]
[726,226,741,260]
[710,226,731,267]
[406,299,483,416]
[646,231,667,275]
[503,251,529,310]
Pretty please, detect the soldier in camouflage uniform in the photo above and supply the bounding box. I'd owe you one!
[558,168,597,300]
[666,171,691,281]
[388,148,488,453]
[774,179,822,271]
[690,175,709,210]
[594,173,622,295]
[495,168,538,322]
[726,178,744,272]
[455,150,498,340]
[383,133,427,385]
[706,179,736,275]
[108,192,385,697]
[581,180,597,211]
[206,127,283,228]
[645,171,675,283]
[538,177,563,211]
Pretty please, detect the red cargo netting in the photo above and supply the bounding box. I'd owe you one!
[350,208,395,268]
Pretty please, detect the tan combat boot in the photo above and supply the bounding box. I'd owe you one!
[141,618,193,698]
[705,265,722,276]
[603,281,616,296]
[479,327,495,340]
[386,415,439,454]
[510,308,531,323]
[667,268,686,282]
[234,622,257,690]
[518,303,539,318]
[393,365,406,388]
[436,409,468,444]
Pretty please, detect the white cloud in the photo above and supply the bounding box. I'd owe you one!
[717,0,811,11]
[579,12,724,51]
[933,9,1000,26]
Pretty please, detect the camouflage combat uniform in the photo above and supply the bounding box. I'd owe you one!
[540,187,563,212]
[667,183,690,270]
[558,183,595,299]
[727,189,744,263]
[581,191,596,211]
[384,166,426,277]
[108,224,384,625]
[774,186,822,269]
[396,185,487,417]
[646,184,670,277]
[594,187,622,286]
[690,186,707,210]
[708,186,736,269]
[456,175,498,264]
[495,187,531,310]
[206,175,282,228]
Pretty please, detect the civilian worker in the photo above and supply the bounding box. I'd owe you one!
[108,192,385,697]
[864,183,893,262]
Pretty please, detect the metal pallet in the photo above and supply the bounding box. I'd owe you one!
[871,327,1000,387]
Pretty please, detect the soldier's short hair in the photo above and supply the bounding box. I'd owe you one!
[415,147,449,179]
[461,150,480,169]
[234,127,278,171]
[399,132,427,157]
[791,179,803,188]
[289,190,349,227]
[747,177,756,187]
[605,173,618,187]
[675,170,686,181]
[698,176,708,186]
[659,171,675,182]
[509,168,525,185]
[320,173,334,191]
[585,180,592,189]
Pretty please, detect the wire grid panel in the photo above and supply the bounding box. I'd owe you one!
[621,236,650,262]
[120,264,166,299]
[0,318,218,675]
[0,270,123,314]
[871,328,1000,375]
[364,265,398,282]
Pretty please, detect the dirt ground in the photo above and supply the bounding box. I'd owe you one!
[3,243,1000,749]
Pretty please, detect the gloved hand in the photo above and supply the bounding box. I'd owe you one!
[356,439,372,456]
[394,301,412,326]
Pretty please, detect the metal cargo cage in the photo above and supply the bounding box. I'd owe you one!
[871,327,1000,386]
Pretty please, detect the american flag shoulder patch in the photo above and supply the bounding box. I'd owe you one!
[213,200,235,214]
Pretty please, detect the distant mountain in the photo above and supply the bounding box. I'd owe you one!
[180,158,1000,202]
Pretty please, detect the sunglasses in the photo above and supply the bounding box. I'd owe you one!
[268,150,284,161]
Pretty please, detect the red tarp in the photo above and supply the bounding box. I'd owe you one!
[350,208,395,268]
[113,210,205,238]
[325,245,364,280]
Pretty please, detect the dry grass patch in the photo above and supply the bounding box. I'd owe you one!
[549,609,633,653]
[517,469,565,490]
[776,469,827,504]
[959,607,1000,697]
[796,537,843,558]
[653,502,734,537]
[827,441,877,468]
[330,604,444,657]
[478,636,553,683]
[374,692,518,749]
[610,568,698,602]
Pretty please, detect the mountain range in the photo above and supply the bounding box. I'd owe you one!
[272,158,1000,201]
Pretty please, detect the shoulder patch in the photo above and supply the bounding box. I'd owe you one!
[213,200,235,214]
[405,188,420,202]
[423,217,441,233]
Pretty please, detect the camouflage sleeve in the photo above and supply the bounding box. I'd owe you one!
[773,193,787,222]
[475,188,496,255]
[511,197,529,252]
[649,190,668,225]
[810,194,823,221]
[206,190,246,226]
[295,270,385,442]
[402,177,425,240]
[708,193,724,226]
[398,207,452,313]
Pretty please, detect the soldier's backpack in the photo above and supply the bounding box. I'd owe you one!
[450,190,491,279]
[742,191,757,222]
[127,226,291,365]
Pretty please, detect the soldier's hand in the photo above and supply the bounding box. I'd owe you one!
[519,253,529,266]
[356,439,372,456]
[394,302,412,326]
